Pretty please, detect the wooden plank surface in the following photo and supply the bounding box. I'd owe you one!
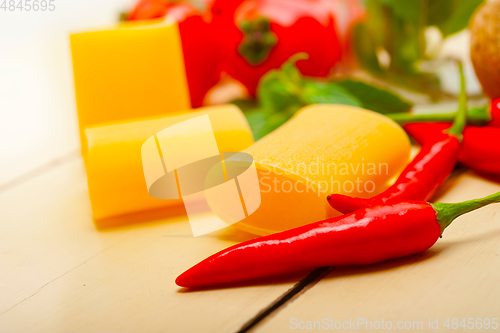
[0,158,310,333]
[2,155,500,333]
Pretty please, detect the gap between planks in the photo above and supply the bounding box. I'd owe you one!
[235,267,334,333]
[0,232,135,317]
[0,150,80,194]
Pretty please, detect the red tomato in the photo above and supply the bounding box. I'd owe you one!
[126,0,364,102]
[224,0,343,96]
[127,0,172,20]
[210,0,244,19]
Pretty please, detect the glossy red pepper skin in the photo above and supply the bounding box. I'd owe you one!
[405,123,500,177]
[176,202,441,288]
[225,0,342,97]
[488,98,500,127]
[128,0,221,107]
[328,62,468,214]
[327,136,461,214]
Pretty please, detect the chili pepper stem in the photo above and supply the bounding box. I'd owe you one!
[444,62,467,141]
[387,105,490,125]
[432,191,500,233]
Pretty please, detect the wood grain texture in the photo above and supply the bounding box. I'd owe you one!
[0,159,309,333]
[253,172,500,333]
[3,157,500,333]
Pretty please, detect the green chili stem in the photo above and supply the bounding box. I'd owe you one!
[444,62,468,141]
[387,105,490,125]
[432,191,500,233]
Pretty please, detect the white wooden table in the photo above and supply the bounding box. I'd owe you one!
[2,2,500,332]
[2,155,500,333]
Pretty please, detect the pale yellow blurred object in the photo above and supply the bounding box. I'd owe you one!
[233,104,412,236]
[141,115,260,237]
[70,19,191,154]
[85,105,254,226]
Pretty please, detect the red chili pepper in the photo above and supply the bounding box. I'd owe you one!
[127,0,222,107]
[224,0,343,97]
[405,123,500,178]
[176,192,500,288]
[327,135,461,214]
[327,63,468,215]
[487,97,500,127]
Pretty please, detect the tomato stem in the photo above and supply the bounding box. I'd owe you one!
[238,17,278,65]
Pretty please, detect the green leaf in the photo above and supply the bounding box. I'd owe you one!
[438,0,484,37]
[257,111,295,140]
[336,79,413,114]
[240,53,414,140]
[244,109,296,140]
[259,74,302,113]
[427,0,454,27]
[256,53,308,113]
[302,81,362,107]
[244,54,309,139]
[385,0,422,23]
[244,109,268,140]
[231,98,259,113]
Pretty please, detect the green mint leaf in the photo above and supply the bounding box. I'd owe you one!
[336,79,413,114]
[427,0,454,27]
[244,109,268,140]
[231,98,259,114]
[256,53,308,113]
[437,0,484,37]
[245,108,297,140]
[243,53,413,140]
[301,81,362,107]
[385,0,422,23]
